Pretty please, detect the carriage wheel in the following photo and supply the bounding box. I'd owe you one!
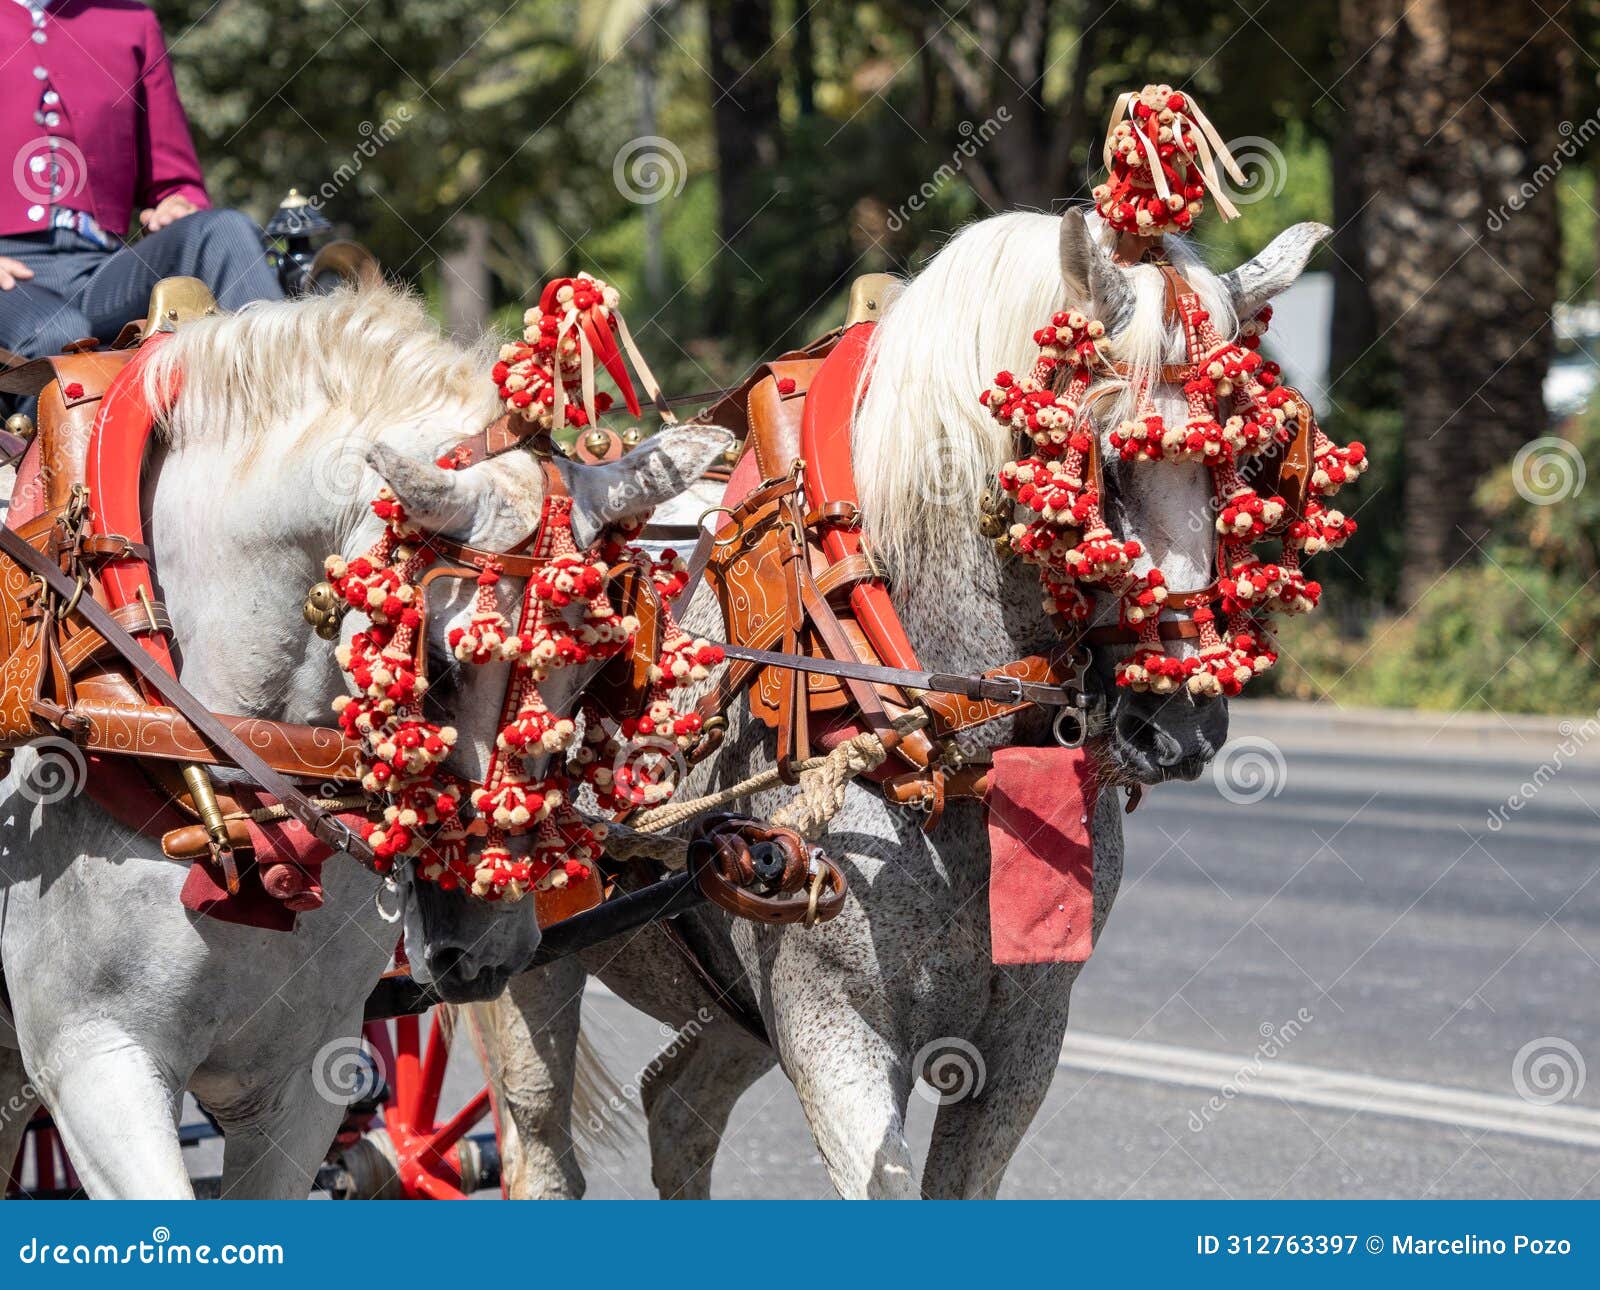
[327,1012,504,1200]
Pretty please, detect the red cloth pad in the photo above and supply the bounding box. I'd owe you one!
[985,745,1099,964]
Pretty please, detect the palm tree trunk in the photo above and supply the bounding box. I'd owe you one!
[1341,0,1568,601]
[706,0,781,325]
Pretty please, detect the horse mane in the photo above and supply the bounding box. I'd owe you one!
[852,210,1236,579]
[140,283,501,462]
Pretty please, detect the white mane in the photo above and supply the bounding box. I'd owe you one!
[140,284,500,464]
[852,210,1236,579]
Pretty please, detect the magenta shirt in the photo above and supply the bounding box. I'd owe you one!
[1,0,210,238]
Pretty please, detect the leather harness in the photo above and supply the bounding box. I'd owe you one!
[0,339,584,885]
[658,265,1316,828]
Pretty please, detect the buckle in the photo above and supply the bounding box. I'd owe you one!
[983,674,1025,705]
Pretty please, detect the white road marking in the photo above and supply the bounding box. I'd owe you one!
[1060,1032,1600,1149]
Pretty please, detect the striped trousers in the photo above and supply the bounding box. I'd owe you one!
[0,208,284,360]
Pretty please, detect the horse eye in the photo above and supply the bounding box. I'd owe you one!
[423,650,462,719]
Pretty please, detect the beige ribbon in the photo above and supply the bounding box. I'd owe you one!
[612,308,678,424]
[1101,90,1137,172]
[551,303,676,432]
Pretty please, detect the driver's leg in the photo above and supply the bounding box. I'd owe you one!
[0,279,90,360]
[72,208,284,338]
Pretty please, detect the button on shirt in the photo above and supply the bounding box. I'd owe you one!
[14,0,59,225]
[0,0,210,237]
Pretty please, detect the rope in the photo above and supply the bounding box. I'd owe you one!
[769,733,886,838]
[593,725,906,869]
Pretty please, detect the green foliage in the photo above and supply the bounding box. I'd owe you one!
[1188,126,1334,272]
[1269,402,1600,715]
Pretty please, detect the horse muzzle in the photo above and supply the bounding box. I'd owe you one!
[1108,687,1229,784]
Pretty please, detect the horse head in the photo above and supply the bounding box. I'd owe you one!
[1059,208,1329,783]
[363,422,731,1001]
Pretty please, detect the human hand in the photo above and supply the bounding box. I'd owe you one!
[0,256,35,290]
[138,195,200,232]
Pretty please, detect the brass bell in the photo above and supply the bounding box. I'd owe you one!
[302,581,348,641]
[977,489,1010,539]
[620,426,642,448]
[4,412,35,441]
[721,439,742,465]
[583,428,612,458]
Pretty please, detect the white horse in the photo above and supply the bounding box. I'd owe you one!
[0,285,730,1198]
[473,207,1331,1198]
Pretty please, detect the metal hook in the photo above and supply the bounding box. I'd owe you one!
[375,874,407,924]
[1053,704,1088,749]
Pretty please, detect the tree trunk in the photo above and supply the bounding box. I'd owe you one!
[634,17,666,302]
[1327,120,1377,385]
[706,0,782,323]
[793,0,816,118]
[1341,0,1568,601]
[441,214,491,341]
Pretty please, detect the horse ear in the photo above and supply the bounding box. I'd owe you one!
[1059,208,1133,328]
[1220,222,1332,321]
[568,422,733,546]
[366,440,483,538]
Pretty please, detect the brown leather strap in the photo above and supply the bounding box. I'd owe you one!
[706,639,1087,709]
[1083,618,1205,646]
[689,553,884,731]
[66,672,362,779]
[0,357,59,397]
[1106,360,1196,383]
[433,414,543,471]
[669,464,799,614]
[58,600,174,672]
[79,533,153,562]
[919,649,1086,739]
[0,523,373,861]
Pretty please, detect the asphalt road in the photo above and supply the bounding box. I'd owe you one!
[162,702,1598,1198]
[564,702,1600,1199]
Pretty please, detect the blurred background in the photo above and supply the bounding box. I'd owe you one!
[158,0,1596,713]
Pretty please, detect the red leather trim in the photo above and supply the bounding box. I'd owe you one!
[800,322,923,674]
[84,333,177,686]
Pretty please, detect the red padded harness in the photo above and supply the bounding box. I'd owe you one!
[83,332,177,685]
[799,321,924,675]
